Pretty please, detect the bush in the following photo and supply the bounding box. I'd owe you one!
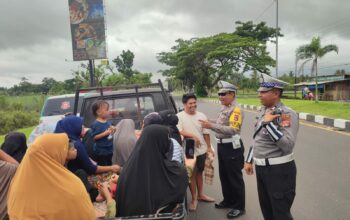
[11,102,24,111]
[0,96,10,111]
[0,95,45,112]
[0,111,39,135]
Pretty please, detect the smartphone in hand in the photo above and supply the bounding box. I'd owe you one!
[185,138,195,159]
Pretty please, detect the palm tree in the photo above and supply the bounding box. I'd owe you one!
[296,37,338,102]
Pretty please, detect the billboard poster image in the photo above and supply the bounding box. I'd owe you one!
[69,0,107,61]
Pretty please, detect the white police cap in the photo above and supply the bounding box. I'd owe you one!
[218,80,238,93]
[258,73,289,92]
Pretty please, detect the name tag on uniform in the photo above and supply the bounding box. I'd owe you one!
[232,135,241,149]
[281,113,291,127]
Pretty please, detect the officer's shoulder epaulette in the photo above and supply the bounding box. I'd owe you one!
[233,106,241,113]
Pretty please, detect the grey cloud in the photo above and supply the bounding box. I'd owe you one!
[0,0,71,49]
[0,39,82,85]
[1,0,350,87]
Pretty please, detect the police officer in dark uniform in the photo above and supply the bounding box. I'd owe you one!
[245,73,299,220]
[200,81,245,219]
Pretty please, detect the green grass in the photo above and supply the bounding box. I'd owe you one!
[0,95,44,144]
[3,95,46,112]
[0,126,36,145]
[6,94,46,103]
[238,90,303,99]
[202,97,350,120]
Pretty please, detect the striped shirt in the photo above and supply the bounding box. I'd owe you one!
[171,138,184,163]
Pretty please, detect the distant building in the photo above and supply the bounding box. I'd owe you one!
[294,74,350,101]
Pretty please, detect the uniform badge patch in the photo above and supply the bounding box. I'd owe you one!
[281,113,291,127]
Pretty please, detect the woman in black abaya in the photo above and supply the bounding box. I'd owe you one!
[116,124,187,217]
[1,132,27,163]
[159,110,182,145]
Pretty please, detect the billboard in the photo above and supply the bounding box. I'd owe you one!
[69,0,107,61]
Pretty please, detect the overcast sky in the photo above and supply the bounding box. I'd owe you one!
[1,0,350,87]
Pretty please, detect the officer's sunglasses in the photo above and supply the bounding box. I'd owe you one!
[218,92,229,96]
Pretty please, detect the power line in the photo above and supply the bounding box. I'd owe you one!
[279,61,350,74]
[294,16,350,38]
[273,50,349,74]
[253,6,350,75]
[318,62,350,70]
[322,29,350,39]
[312,25,350,40]
[254,0,275,21]
[315,59,346,66]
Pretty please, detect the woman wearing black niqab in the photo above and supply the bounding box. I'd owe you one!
[159,110,182,145]
[116,124,188,217]
[1,132,27,163]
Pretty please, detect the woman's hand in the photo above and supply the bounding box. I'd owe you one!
[110,164,121,174]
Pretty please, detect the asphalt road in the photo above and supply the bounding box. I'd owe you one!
[183,100,350,220]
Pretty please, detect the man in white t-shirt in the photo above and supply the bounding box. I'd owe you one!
[177,93,215,211]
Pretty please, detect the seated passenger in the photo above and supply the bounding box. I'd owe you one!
[96,181,117,218]
[54,116,121,201]
[112,119,137,166]
[27,116,61,145]
[142,112,163,128]
[7,133,96,220]
[138,111,160,136]
[116,124,188,217]
[160,110,195,177]
[160,110,197,181]
[1,132,27,163]
[54,115,120,175]
[159,110,182,144]
[0,150,18,220]
[143,111,184,164]
[95,173,119,203]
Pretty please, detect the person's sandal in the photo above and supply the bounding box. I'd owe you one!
[198,195,215,202]
[189,200,198,211]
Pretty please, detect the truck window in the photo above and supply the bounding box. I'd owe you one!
[107,96,155,118]
[42,97,83,116]
[83,96,155,128]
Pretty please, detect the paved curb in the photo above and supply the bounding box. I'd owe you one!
[202,99,350,132]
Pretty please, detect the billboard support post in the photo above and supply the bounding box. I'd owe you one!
[89,59,95,87]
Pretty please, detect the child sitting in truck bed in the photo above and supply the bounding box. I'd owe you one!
[95,181,117,218]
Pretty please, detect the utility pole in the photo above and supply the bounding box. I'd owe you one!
[294,57,298,98]
[88,59,95,87]
[276,0,279,78]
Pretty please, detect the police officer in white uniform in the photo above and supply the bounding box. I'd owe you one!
[200,81,245,219]
[245,73,299,220]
